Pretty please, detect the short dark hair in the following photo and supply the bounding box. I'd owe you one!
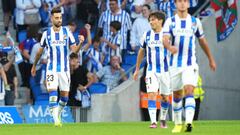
[143,4,151,10]
[70,53,78,59]
[174,0,189,3]
[92,36,101,43]
[51,7,61,15]
[109,0,118,3]
[110,21,121,31]
[148,11,166,26]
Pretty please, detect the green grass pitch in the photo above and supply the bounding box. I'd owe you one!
[1,121,240,135]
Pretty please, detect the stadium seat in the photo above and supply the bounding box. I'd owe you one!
[88,83,107,94]
[34,100,49,105]
[29,77,49,101]
[123,53,137,65]
[121,64,134,77]
[18,30,27,43]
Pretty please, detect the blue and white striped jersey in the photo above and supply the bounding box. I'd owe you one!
[98,9,132,50]
[40,26,76,72]
[140,30,169,74]
[163,14,204,68]
[158,1,176,18]
[104,32,122,63]
[86,48,102,73]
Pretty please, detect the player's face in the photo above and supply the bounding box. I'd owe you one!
[149,16,162,30]
[51,13,62,28]
[175,0,189,12]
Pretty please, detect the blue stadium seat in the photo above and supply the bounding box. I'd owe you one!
[29,77,49,102]
[121,64,134,77]
[18,30,27,43]
[123,53,137,65]
[34,100,49,105]
[88,83,107,94]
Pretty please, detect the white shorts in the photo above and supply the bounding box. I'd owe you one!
[169,65,199,91]
[145,72,171,95]
[45,71,70,91]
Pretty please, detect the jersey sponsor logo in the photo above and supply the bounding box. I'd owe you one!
[51,40,66,45]
[173,29,193,36]
[149,40,163,46]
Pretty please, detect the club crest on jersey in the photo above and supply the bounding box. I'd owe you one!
[63,34,67,40]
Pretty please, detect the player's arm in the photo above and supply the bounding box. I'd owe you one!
[162,18,177,54]
[196,18,216,71]
[31,32,46,77]
[31,47,44,76]
[71,35,84,53]
[133,32,146,81]
[198,37,216,71]
[133,48,145,80]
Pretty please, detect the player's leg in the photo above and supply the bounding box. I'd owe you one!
[160,94,169,128]
[58,72,70,123]
[182,66,199,132]
[46,72,60,126]
[145,73,158,128]
[170,69,184,133]
[159,72,171,128]
[172,90,184,133]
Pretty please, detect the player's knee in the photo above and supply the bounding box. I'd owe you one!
[161,95,169,102]
[184,85,194,96]
[148,92,158,100]
[173,90,183,99]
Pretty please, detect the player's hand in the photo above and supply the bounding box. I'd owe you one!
[169,46,178,54]
[133,70,139,81]
[31,65,36,77]
[209,59,217,71]
[84,24,91,31]
[78,35,85,44]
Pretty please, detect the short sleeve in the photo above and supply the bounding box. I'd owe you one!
[195,18,205,38]
[139,32,147,49]
[162,18,172,36]
[67,28,76,46]
[40,31,47,48]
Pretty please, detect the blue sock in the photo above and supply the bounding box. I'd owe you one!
[160,101,169,120]
[49,91,58,108]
